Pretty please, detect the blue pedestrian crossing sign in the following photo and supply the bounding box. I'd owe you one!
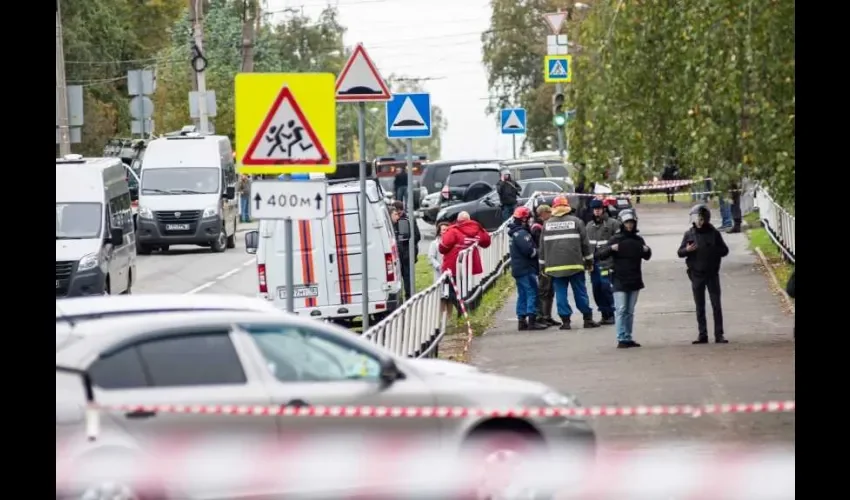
[386,93,431,139]
[500,108,526,135]
[544,55,573,83]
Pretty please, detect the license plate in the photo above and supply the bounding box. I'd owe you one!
[56,280,60,288]
[165,224,190,231]
[278,286,319,299]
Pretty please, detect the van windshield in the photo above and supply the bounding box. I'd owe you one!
[56,203,102,240]
[141,167,220,195]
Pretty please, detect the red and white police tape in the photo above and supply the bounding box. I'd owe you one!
[90,400,795,418]
[56,436,795,499]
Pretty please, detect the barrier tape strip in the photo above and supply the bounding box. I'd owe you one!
[99,401,795,418]
[542,189,744,199]
[446,274,476,362]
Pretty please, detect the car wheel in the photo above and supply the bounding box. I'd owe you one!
[211,226,227,253]
[462,428,550,500]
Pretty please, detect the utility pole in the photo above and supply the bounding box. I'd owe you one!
[240,0,259,73]
[191,0,209,133]
[56,0,72,156]
[187,0,199,93]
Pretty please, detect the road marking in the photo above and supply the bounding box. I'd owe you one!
[185,258,256,295]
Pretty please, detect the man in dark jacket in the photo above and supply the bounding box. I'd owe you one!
[509,206,547,331]
[678,205,729,344]
[661,149,680,203]
[596,209,651,348]
[496,171,521,222]
[393,167,409,207]
[586,198,621,325]
[531,204,559,326]
[391,202,420,301]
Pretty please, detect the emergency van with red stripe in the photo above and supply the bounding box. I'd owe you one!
[254,174,403,324]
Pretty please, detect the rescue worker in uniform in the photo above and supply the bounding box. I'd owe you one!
[678,204,729,344]
[391,202,420,302]
[508,206,547,331]
[539,196,601,330]
[586,198,621,325]
[530,204,559,326]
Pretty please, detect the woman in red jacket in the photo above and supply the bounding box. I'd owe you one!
[439,211,492,309]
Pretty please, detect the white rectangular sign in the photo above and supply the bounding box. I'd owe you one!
[249,180,328,220]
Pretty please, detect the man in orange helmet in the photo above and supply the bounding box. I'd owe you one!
[539,196,601,330]
[508,206,547,330]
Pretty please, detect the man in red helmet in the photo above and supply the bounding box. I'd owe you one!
[509,206,548,330]
[539,196,601,330]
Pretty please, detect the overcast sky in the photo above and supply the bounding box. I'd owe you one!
[267,0,518,160]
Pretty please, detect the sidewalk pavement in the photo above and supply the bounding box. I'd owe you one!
[470,204,795,445]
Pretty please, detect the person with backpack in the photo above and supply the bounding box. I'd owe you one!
[508,206,548,331]
[595,210,651,348]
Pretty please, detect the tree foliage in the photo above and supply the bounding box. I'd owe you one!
[60,0,446,160]
[482,0,795,205]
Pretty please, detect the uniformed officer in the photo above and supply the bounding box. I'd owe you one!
[539,196,601,330]
[586,198,621,325]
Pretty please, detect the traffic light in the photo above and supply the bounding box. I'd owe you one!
[552,92,566,128]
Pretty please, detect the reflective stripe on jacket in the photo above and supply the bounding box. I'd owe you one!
[539,213,593,278]
[586,217,621,270]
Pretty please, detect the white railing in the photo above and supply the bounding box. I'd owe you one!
[753,187,795,263]
[455,222,511,304]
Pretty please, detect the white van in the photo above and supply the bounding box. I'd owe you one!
[135,131,238,254]
[244,175,403,325]
[56,155,136,297]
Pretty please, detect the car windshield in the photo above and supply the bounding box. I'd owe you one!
[448,170,500,188]
[56,203,102,240]
[141,167,219,195]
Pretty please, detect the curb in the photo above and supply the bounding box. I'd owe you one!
[753,246,795,315]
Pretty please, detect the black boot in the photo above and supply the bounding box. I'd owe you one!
[517,317,528,331]
[559,316,572,330]
[527,316,547,330]
[583,314,601,328]
[692,336,709,344]
[617,340,642,348]
[601,314,615,325]
[715,335,729,344]
[728,220,742,233]
[544,316,561,327]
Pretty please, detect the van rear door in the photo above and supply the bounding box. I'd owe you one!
[265,219,330,310]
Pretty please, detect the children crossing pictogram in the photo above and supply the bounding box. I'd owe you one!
[242,86,330,165]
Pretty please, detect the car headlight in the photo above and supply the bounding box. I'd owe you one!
[202,206,219,218]
[138,206,153,219]
[542,391,579,407]
[78,253,99,272]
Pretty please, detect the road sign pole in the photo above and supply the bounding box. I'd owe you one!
[555,82,565,158]
[512,135,517,159]
[357,102,370,330]
[137,71,147,139]
[279,174,296,313]
[55,0,72,156]
[405,138,416,297]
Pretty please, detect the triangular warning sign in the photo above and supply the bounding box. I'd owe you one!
[504,111,524,129]
[549,60,567,76]
[242,86,330,166]
[543,12,567,34]
[335,43,392,102]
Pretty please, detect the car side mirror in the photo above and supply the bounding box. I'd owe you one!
[109,227,123,246]
[396,218,411,240]
[244,230,259,254]
[224,186,236,199]
[379,358,404,387]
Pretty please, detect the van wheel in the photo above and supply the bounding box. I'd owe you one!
[211,226,227,253]
[226,220,236,249]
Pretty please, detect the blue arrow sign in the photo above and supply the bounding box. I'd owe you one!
[386,93,432,139]
[500,108,526,135]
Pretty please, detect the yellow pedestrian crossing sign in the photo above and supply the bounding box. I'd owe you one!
[544,55,572,83]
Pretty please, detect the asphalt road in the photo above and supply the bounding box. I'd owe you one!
[470,204,795,446]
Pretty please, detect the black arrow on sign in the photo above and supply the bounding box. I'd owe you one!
[315,193,323,210]
[253,193,262,211]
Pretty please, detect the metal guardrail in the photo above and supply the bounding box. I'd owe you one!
[753,187,795,263]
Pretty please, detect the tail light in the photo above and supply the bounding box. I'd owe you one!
[441,185,449,199]
[384,253,395,282]
[257,264,268,294]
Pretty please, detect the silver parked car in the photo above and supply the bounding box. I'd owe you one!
[57,309,595,499]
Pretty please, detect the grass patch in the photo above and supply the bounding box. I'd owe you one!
[458,270,516,335]
[744,211,761,227]
[747,224,794,288]
[414,258,437,294]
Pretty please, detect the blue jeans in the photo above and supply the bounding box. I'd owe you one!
[514,274,539,317]
[590,264,615,317]
[613,290,640,341]
[240,195,251,222]
[501,204,516,223]
[718,197,733,228]
[552,273,593,318]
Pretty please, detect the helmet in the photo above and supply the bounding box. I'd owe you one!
[513,206,531,220]
[588,199,603,210]
[552,196,570,208]
[689,204,710,224]
[620,209,637,223]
